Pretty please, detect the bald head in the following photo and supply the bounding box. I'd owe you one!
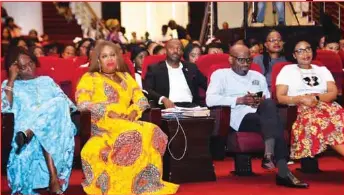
[230,44,250,57]
[229,44,252,76]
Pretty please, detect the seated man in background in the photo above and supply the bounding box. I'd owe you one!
[143,39,207,108]
[206,44,308,188]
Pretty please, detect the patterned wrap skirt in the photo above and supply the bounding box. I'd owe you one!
[290,101,344,159]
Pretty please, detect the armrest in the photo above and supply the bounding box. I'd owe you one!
[140,108,162,127]
[209,106,231,138]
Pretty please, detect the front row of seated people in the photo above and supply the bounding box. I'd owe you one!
[2,39,344,194]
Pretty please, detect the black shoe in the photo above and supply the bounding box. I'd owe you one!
[276,172,309,188]
[262,155,275,170]
[15,132,27,154]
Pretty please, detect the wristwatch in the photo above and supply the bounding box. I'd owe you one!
[315,95,320,102]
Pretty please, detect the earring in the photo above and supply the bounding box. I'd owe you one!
[98,60,102,73]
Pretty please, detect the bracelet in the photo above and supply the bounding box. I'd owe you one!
[4,86,13,92]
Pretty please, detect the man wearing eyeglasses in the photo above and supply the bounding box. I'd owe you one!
[206,44,309,188]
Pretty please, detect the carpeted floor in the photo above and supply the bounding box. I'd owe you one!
[1,156,343,195]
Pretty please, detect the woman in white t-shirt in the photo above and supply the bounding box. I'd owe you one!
[276,40,344,160]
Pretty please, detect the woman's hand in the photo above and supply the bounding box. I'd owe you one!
[8,63,19,82]
[127,110,138,121]
[298,95,318,107]
[108,110,137,121]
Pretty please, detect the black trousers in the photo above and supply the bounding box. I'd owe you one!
[236,99,288,162]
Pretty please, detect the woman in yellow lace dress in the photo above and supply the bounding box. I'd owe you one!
[75,41,179,195]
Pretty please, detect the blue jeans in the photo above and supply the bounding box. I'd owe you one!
[257,2,285,24]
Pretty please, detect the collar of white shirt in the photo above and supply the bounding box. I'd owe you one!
[165,60,183,70]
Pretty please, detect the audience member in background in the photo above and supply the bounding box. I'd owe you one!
[147,41,158,55]
[5,17,21,38]
[253,30,286,90]
[244,38,261,57]
[256,2,285,25]
[206,42,224,54]
[76,38,94,57]
[131,46,149,88]
[143,39,207,108]
[130,32,138,44]
[27,29,41,47]
[29,46,45,58]
[222,22,229,30]
[76,41,179,195]
[2,46,76,194]
[106,19,127,44]
[40,34,51,46]
[61,45,76,59]
[9,37,28,50]
[183,43,202,63]
[1,27,12,56]
[152,45,166,55]
[324,35,340,53]
[206,44,309,188]
[158,24,172,42]
[276,37,344,160]
[339,38,344,52]
[44,42,59,56]
[318,36,325,50]
[168,20,187,39]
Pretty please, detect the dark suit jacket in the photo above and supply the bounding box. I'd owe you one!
[143,60,207,107]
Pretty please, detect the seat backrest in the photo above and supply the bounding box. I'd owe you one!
[208,62,263,84]
[195,53,229,77]
[271,61,292,99]
[315,50,343,92]
[71,66,89,102]
[123,56,135,78]
[141,54,166,80]
[338,50,344,66]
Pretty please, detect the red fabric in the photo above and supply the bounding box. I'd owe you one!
[122,52,131,61]
[141,54,166,80]
[195,54,230,77]
[315,50,343,93]
[270,61,293,99]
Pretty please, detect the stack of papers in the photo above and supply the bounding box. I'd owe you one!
[162,107,210,118]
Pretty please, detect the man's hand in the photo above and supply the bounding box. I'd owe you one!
[162,97,176,109]
[236,93,256,107]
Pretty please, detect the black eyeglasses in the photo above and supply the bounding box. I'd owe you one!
[267,38,282,43]
[294,47,312,55]
[230,55,252,64]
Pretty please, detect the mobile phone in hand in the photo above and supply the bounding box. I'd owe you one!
[255,91,263,98]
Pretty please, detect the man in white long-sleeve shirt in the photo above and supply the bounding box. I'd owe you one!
[206,44,308,188]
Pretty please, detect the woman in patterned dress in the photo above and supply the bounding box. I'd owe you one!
[2,46,76,195]
[75,41,179,195]
[276,38,344,159]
